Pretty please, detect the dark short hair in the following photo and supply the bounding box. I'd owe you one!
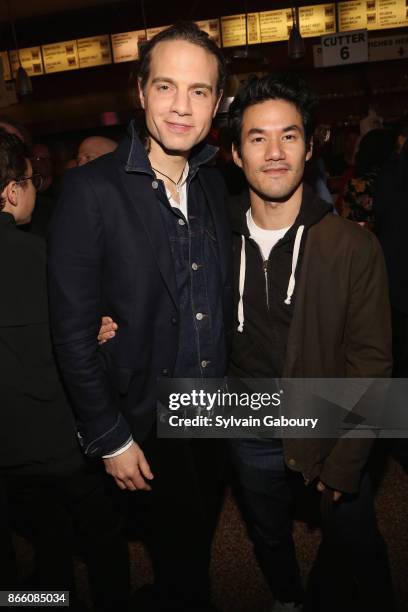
[0,115,32,145]
[0,129,30,209]
[138,21,227,95]
[228,73,317,152]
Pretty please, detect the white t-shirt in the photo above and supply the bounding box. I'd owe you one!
[246,209,291,261]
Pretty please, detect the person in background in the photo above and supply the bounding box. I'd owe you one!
[0,129,130,612]
[77,136,118,166]
[374,118,408,472]
[29,142,58,237]
[341,128,395,229]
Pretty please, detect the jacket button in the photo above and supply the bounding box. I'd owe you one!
[201,360,211,368]
[171,316,178,325]
[191,262,199,271]
[196,312,204,321]
[288,458,296,466]
[161,368,169,376]
[152,180,159,189]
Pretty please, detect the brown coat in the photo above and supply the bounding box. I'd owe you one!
[282,214,392,493]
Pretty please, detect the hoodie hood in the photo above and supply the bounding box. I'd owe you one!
[229,183,333,333]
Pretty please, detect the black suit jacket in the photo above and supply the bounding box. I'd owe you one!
[48,125,232,457]
[0,212,83,474]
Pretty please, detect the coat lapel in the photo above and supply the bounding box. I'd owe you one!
[119,168,179,310]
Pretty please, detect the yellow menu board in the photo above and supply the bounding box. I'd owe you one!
[374,0,408,30]
[42,40,79,73]
[9,47,43,78]
[77,35,112,68]
[221,13,261,47]
[111,30,146,63]
[196,19,221,46]
[0,51,11,81]
[338,0,369,29]
[299,3,336,37]
[339,0,408,31]
[259,9,292,42]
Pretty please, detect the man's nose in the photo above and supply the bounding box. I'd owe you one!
[265,137,285,160]
[170,89,192,115]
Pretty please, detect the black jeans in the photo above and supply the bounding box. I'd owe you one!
[141,435,226,607]
[0,464,129,612]
[391,307,408,471]
[230,440,395,612]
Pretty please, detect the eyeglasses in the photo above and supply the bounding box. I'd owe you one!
[16,173,43,191]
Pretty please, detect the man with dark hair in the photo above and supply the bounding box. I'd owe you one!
[227,74,394,612]
[48,21,231,611]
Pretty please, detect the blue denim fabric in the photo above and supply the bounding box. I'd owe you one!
[157,169,226,379]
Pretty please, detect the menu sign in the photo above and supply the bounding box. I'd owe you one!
[300,3,336,37]
[221,13,261,47]
[9,47,43,78]
[339,0,407,31]
[259,9,292,42]
[375,0,408,30]
[111,30,145,62]
[42,40,79,73]
[196,19,221,46]
[0,51,11,81]
[78,35,112,68]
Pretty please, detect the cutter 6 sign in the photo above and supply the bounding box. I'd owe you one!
[321,29,368,67]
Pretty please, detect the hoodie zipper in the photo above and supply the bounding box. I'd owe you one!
[262,260,269,310]
[249,237,270,310]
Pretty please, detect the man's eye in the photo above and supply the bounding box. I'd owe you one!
[193,89,207,97]
[158,84,170,91]
[283,134,297,141]
[251,137,264,143]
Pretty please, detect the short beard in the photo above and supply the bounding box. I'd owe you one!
[249,177,303,205]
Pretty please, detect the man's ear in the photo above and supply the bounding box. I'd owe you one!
[212,90,223,118]
[138,79,145,110]
[232,143,243,169]
[306,139,313,162]
[5,181,18,207]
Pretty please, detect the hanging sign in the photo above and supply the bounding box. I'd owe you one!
[321,29,368,66]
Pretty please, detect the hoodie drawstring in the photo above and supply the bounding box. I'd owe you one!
[284,225,304,305]
[237,235,246,333]
[237,224,305,332]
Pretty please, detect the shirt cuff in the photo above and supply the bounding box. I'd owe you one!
[102,438,134,458]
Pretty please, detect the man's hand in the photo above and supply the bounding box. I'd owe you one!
[103,443,154,491]
[98,316,118,344]
[317,480,342,501]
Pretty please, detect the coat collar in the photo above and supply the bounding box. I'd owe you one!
[0,212,16,227]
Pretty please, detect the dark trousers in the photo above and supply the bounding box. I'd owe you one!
[0,464,129,612]
[230,440,395,612]
[141,435,226,607]
[391,307,408,471]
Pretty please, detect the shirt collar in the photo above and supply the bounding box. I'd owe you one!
[123,120,218,175]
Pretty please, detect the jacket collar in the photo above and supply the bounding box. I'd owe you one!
[0,212,16,227]
[117,120,218,175]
